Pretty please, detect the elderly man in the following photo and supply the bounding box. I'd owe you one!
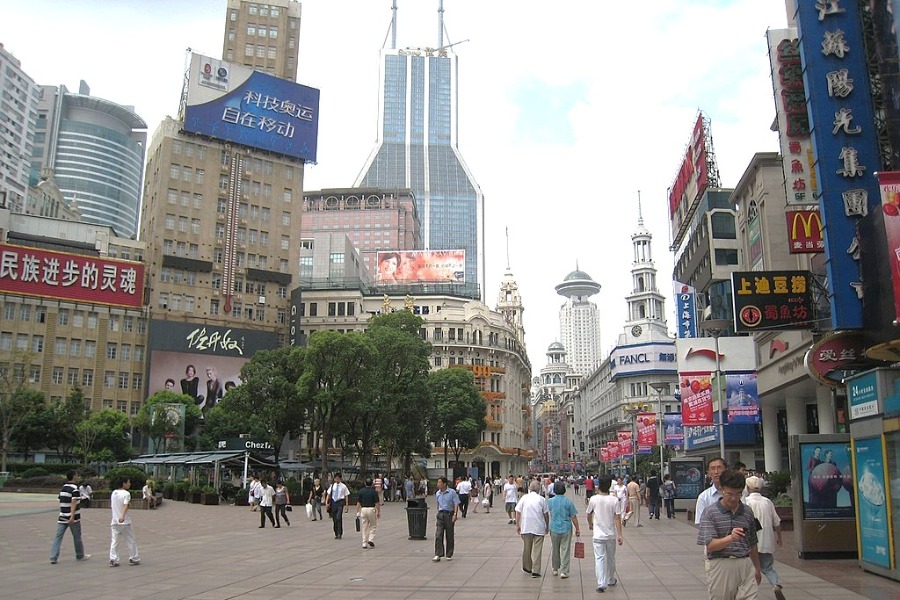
[432,476,460,562]
[697,469,762,599]
[515,480,550,578]
[744,476,785,600]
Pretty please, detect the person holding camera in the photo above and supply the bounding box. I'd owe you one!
[696,469,762,599]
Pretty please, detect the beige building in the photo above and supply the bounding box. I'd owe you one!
[223,0,302,81]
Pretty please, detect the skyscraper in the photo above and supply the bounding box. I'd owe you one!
[354,1,485,297]
[0,43,39,213]
[555,266,602,375]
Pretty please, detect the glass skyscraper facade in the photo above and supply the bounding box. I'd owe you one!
[355,49,485,297]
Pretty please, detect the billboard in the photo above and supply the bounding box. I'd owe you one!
[877,171,900,323]
[725,372,760,424]
[785,210,825,253]
[668,114,711,248]
[732,270,815,332]
[608,342,677,378]
[0,243,143,308]
[853,436,891,568]
[375,250,465,285]
[674,281,698,338]
[767,29,818,206]
[680,373,714,426]
[147,320,277,417]
[671,459,704,500]
[663,412,684,446]
[183,53,319,162]
[796,1,882,329]
[637,412,657,449]
[800,440,853,520]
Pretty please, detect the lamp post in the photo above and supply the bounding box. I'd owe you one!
[699,319,730,461]
[649,382,669,475]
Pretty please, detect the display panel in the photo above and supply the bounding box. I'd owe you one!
[800,441,854,520]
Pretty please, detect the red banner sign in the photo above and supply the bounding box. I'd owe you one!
[600,447,610,462]
[607,441,620,460]
[680,373,714,425]
[0,244,144,308]
[617,430,633,457]
[637,412,657,448]
[878,171,900,323]
[785,210,825,253]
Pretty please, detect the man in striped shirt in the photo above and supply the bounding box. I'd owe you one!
[50,470,91,564]
[697,469,762,599]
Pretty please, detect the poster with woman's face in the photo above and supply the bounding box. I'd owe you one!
[148,350,247,412]
[800,442,853,520]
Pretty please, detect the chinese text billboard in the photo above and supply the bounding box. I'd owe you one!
[375,250,465,284]
[674,281,698,338]
[725,372,760,424]
[637,412,657,449]
[732,270,814,332]
[663,412,684,446]
[183,53,319,161]
[680,373,714,425]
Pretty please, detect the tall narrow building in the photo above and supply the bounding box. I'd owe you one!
[0,43,39,214]
[623,197,670,342]
[221,0,301,81]
[555,266,602,375]
[354,1,485,297]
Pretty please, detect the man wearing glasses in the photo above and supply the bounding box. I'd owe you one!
[697,469,762,599]
[694,457,727,525]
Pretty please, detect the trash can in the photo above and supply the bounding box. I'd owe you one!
[406,498,428,540]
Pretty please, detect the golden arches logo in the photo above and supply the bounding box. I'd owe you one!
[788,210,823,239]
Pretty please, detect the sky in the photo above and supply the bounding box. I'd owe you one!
[2,0,791,372]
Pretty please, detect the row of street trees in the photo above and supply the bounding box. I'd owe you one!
[1,312,488,477]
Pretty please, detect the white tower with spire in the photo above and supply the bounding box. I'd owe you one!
[623,193,670,343]
[496,231,526,342]
[555,264,602,375]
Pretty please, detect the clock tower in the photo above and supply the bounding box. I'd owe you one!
[624,195,670,343]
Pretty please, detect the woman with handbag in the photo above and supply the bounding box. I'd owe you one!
[273,481,291,527]
[308,478,325,521]
[548,481,581,579]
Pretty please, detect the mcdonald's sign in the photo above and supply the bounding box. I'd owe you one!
[785,210,824,254]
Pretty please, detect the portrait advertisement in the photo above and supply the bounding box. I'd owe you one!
[800,441,853,520]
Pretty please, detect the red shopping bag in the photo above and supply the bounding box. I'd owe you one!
[574,541,585,559]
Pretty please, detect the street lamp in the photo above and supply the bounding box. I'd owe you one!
[649,382,669,475]
[699,319,730,461]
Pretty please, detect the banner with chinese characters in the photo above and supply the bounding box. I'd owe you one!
[607,441,620,460]
[637,412,657,450]
[0,243,143,308]
[725,372,761,424]
[796,1,882,329]
[674,281,698,338]
[877,171,900,323]
[680,373,714,425]
[600,447,610,463]
[786,210,825,253]
[732,271,814,332]
[617,430,633,458]
[664,412,684,446]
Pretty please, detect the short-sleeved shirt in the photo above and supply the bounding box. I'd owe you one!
[357,486,380,508]
[456,480,472,495]
[587,493,621,540]
[110,488,131,525]
[503,482,518,503]
[584,478,595,491]
[515,492,549,535]
[694,485,722,524]
[435,487,460,512]
[58,482,81,523]
[548,494,578,534]
[697,500,758,559]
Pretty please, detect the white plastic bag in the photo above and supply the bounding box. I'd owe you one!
[306,502,313,519]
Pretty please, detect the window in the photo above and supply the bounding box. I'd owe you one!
[281,235,290,250]
[108,314,119,331]
[165,214,175,230]
[169,163,180,179]
[119,372,129,389]
[85,340,96,358]
[123,316,134,332]
[67,368,79,386]
[282,211,291,226]
[87,312,98,329]
[132,374,143,391]
[256,45,265,58]
[3,303,14,320]
[247,24,256,36]
[269,26,278,38]
[245,43,254,57]
[31,335,43,353]
[104,371,115,388]
[283,188,292,203]
[711,212,737,239]
[70,339,81,356]
[57,309,69,325]
[106,343,117,359]
[82,370,93,387]
[135,346,145,361]
[258,25,267,37]
[0,333,11,350]
[72,311,83,327]
[52,367,64,385]
[210,299,220,315]
[309,303,318,317]
[714,248,739,265]
[195,168,205,185]
[121,344,131,361]
[55,337,67,354]
[178,216,189,232]
[19,305,30,321]
[260,231,268,246]
[29,365,41,383]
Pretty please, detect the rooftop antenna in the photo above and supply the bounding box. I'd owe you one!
[637,190,644,227]
[438,0,444,48]
[505,226,510,269]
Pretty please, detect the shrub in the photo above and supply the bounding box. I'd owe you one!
[104,467,148,489]
[189,484,203,495]
[3,473,65,488]
[201,485,217,495]
[764,471,791,498]
[285,478,303,499]
[219,483,239,501]
[20,467,50,479]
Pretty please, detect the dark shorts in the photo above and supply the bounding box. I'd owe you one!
[506,502,516,513]
[586,489,593,498]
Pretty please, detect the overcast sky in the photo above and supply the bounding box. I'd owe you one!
[2,0,790,371]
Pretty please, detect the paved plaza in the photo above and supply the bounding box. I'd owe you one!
[1,490,897,600]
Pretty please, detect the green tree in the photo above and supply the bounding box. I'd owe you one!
[0,351,43,472]
[10,395,51,460]
[75,409,132,463]
[133,391,202,454]
[301,330,374,472]
[45,387,89,462]
[217,346,307,459]
[426,368,486,477]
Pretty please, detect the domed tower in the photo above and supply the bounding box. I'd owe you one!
[555,266,602,375]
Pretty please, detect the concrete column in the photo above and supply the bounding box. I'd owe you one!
[786,397,807,437]
[816,385,836,434]
[762,403,782,472]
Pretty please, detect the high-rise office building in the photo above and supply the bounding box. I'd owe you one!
[354,2,485,297]
[0,43,40,214]
[33,82,146,239]
[555,267,602,376]
[140,0,309,359]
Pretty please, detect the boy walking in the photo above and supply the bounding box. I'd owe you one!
[586,475,623,592]
[109,477,140,567]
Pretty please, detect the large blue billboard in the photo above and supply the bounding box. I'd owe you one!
[854,437,891,568]
[796,1,882,328]
[183,54,319,162]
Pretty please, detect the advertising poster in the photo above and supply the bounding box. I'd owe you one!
[876,171,900,322]
[726,372,761,424]
[664,412,684,446]
[854,437,891,568]
[680,373,714,425]
[600,447,609,463]
[617,430,633,457]
[674,281,698,338]
[607,441,620,460]
[800,442,854,519]
[375,249,465,285]
[672,460,705,500]
[637,412,657,449]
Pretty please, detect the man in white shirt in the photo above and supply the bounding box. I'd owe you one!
[325,473,351,539]
[694,457,727,525]
[587,475,623,592]
[744,476,785,600]
[456,478,472,517]
[109,477,139,567]
[515,480,550,578]
[612,476,628,514]
[248,475,262,512]
[503,475,519,524]
[257,480,276,528]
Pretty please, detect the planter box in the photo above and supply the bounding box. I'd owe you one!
[200,493,219,505]
[175,489,186,501]
[775,506,793,531]
[188,492,202,504]
[163,488,174,500]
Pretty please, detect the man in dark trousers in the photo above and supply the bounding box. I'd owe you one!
[644,469,662,520]
[432,476,460,562]
[50,470,91,564]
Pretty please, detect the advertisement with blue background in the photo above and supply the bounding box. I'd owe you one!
[796,1,882,328]
[671,460,704,500]
[854,437,891,568]
[800,441,853,520]
[184,53,319,161]
[674,282,698,338]
[684,414,757,451]
[726,372,760,424]
[664,412,683,446]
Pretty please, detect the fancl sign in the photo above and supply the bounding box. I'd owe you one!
[609,342,677,379]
